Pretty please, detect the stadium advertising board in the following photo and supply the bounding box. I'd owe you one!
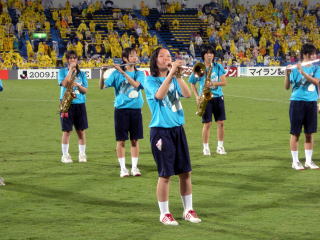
[240,67,286,77]
[101,67,238,79]
[18,69,92,80]
[0,70,9,80]
[224,67,238,77]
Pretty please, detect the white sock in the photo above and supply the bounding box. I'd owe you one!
[218,141,224,147]
[291,151,299,163]
[118,157,126,171]
[132,157,138,169]
[79,144,86,155]
[158,201,169,215]
[62,144,69,156]
[305,149,313,163]
[181,194,193,212]
[203,143,209,150]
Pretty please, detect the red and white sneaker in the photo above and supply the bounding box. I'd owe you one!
[131,167,141,176]
[120,168,129,178]
[183,209,202,223]
[160,213,179,226]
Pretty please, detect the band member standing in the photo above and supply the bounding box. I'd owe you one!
[189,45,227,156]
[58,50,88,163]
[144,47,201,225]
[100,47,145,178]
[284,43,320,170]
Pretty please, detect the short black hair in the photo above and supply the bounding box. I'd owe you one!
[300,43,317,59]
[201,45,215,61]
[66,50,78,59]
[121,47,138,71]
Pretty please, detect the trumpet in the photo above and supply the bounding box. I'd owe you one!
[171,62,207,78]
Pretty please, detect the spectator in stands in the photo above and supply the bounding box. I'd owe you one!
[78,20,87,33]
[81,1,88,10]
[85,29,92,40]
[194,33,203,53]
[273,40,281,57]
[155,20,161,31]
[189,40,195,58]
[135,25,143,36]
[284,43,320,170]
[172,18,179,30]
[160,0,167,14]
[105,0,114,9]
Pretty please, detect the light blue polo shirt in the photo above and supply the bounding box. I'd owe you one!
[290,65,320,101]
[188,63,226,97]
[104,70,145,109]
[144,75,185,128]
[58,67,88,104]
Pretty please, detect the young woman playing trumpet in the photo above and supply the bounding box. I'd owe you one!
[144,47,201,225]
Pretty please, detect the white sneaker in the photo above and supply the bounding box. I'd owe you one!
[292,161,304,170]
[203,148,211,156]
[79,153,87,163]
[61,154,73,163]
[120,168,129,178]
[183,209,202,223]
[304,161,319,169]
[0,177,5,186]
[216,146,227,155]
[160,213,179,226]
[131,167,141,176]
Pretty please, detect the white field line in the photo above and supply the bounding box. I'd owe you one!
[1,98,103,103]
[1,98,55,102]
[225,94,289,104]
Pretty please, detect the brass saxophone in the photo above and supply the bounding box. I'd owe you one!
[196,63,213,116]
[59,67,78,118]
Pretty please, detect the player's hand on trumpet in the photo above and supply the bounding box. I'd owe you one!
[169,59,185,77]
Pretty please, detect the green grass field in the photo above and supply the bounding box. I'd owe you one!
[1,77,320,240]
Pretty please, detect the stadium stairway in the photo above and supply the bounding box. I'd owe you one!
[146,8,208,57]
[132,9,169,52]
[69,8,140,47]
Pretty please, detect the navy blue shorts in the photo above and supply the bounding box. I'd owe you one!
[289,101,317,135]
[150,126,192,177]
[60,103,88,131]
[114,108,143,141]
[202,96,226,123]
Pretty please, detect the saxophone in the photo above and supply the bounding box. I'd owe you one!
[196,63,214,116]
[59,67,78,118]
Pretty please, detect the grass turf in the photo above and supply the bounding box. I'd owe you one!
[0,77,320,240]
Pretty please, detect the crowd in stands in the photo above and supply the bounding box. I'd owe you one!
[195,0,320,66]
[0,0,319,69]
